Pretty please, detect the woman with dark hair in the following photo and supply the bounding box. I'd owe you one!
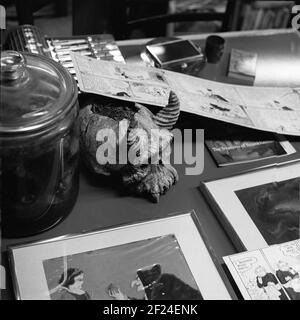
[56,267,91,300]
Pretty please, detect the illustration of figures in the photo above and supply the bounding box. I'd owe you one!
[131,82,169,99]
[255,266,287,300]
[268,100,293,111]
[279,88,300,104]
[206,88,229,103]
[116,91,131,97]
[276,261,300,300]
[107,264,202,300]
[53,268,91,300]
[199,88,249,120]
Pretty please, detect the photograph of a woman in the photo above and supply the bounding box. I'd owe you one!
[50,268,91,300]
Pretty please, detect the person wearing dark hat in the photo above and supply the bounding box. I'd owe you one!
[108,264,202,300]
[55,267,91,300]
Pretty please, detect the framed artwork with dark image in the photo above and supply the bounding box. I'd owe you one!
[201,161,300,251]
[8,211,234,300]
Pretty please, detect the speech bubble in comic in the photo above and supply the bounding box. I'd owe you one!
[233,257,258,273]
[280,241,300,258]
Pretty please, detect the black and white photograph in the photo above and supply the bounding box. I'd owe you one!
[43,235,202,300]
[235,177,300,245]
[1,0,300,304]
[205,125,296,166]
[201,161,300,251]
[8,212,233,300]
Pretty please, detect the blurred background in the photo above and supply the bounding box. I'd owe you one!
[0,0,299,39]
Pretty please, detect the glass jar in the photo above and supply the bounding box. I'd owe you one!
[0,51,80,238]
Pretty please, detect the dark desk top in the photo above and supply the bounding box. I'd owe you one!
[2,29,300,300]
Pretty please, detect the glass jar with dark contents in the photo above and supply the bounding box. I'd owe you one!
[0,51,79,238]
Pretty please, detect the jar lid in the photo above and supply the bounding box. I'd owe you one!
[0,51,78,134]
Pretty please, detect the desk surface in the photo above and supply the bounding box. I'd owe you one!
[2,29,300,300]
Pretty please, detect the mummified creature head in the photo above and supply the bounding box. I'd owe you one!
[79,91,180,202]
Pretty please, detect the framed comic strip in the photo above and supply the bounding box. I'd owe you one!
[8,211,234,300]
[224,239,300,300]
[201,161,300,252]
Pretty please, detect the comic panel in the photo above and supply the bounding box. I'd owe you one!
[262,240,300,300]
[225,250,289,300]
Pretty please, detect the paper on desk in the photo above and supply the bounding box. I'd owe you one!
[71,52,300,136]
[223,239,300,300]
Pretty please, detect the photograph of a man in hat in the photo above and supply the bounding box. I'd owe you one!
[107,263,202,300]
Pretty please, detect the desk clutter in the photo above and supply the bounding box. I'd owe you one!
[5,25,125,83]
[1,22,300,301]
[227,48,258,82]
[72,52,300,136]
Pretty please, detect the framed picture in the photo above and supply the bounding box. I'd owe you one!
[8,211,234,300]
[224,239,300,300]
[201,161,300,252]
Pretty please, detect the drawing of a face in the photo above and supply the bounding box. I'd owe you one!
[278,261,289,272]
[255,266,267,278]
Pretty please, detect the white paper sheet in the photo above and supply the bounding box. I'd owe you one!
[224,239,300,300]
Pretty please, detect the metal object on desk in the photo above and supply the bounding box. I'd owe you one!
[0,51,80,238]
[142,37,206,76]
[5,25,126,87]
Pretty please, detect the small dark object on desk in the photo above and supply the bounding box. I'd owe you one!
[205,35,225,63]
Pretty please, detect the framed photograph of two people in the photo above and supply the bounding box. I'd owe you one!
[8,211,234,300]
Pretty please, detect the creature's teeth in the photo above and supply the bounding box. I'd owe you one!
[153,91,180,130]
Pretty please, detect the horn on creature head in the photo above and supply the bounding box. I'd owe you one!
[153,91,180,130]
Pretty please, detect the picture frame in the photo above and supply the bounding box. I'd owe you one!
[201,161,300,252]
[223,239,300,300]
[8,210,234,300]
